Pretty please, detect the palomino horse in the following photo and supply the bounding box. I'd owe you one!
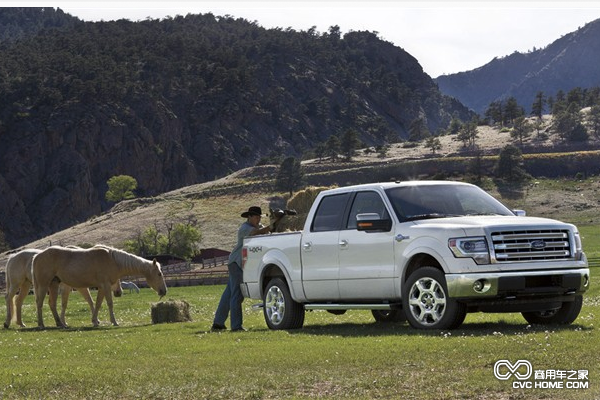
[3,248,123,329]
[32,245,167,328]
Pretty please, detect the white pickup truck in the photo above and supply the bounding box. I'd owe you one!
[241,181,590,330]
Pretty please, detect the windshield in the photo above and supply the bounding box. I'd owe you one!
[385,184,514,222]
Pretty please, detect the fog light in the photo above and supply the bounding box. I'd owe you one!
[584,274,590,288]
[473,279,490,293]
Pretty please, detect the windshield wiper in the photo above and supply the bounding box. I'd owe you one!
[404,213,458,221]
[465,212,502,216]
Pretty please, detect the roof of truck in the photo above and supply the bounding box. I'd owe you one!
[321,180,473,195]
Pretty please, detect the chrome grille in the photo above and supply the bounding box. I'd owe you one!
[491,229,572,262]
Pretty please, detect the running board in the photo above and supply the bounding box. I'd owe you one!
[304,303,400,311]
[252,303,401,311]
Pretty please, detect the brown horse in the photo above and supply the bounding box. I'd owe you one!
[32,245,167,328]
[3,248,123,329]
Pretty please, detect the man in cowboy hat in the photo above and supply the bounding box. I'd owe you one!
[212,206,282,331]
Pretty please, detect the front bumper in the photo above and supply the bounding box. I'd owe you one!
[446,268,590,299]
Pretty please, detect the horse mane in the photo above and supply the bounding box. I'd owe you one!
[99,245,160,274]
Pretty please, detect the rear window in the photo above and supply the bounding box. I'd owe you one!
[311,193,350,232]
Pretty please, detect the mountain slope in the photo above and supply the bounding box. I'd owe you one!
[436,18,600,114]
[0,10,472,248]
[0,7,81,42]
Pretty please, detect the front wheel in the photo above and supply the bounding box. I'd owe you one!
[263,278,305,330]
[402,267,466,330]
[521,295,583,325]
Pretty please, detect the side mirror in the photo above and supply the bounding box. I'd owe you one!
[513,209,526,217]
[356,213,392,232]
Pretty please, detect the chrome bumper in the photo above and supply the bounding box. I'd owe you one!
[446,268,590,298]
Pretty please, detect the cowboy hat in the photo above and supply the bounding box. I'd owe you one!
[241,206,264,218]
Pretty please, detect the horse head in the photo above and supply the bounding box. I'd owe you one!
[113,280,123,298]
[146,259,167,298]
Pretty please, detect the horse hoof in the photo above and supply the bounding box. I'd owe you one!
[3,322,9,329]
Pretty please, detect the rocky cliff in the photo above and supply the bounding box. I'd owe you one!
[0,10,472,248]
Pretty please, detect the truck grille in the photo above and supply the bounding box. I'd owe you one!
[491,229,572,262]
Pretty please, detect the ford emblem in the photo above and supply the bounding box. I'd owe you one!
[531,240,546,250]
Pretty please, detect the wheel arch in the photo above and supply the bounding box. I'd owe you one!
[402,252,444,285]
[260,263,292,298]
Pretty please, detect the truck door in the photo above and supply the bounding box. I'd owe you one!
[300,192,351,301]
[338,190,397,299]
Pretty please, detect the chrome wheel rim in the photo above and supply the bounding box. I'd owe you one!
[408,277,446,326]
[265,286,285,325]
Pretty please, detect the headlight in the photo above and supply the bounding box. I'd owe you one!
[573,231,584,260]
[449,237,490,265]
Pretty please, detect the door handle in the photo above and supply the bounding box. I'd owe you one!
[303,242,312,250]
[395,234,410,242]
[339,239,348,248]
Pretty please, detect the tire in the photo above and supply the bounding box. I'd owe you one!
[372,309,406,323]
[521,295,583,325]
[402,267,466,330]
[263,278,305,330]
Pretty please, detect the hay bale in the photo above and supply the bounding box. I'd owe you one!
[287,186,332,213]
[151,300,192,324]
[276,186,333,231]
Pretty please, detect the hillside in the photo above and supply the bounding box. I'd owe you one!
[436,18,600,114]
[3,120,600,271]
[0,7,81,41]
[0,9,472,249]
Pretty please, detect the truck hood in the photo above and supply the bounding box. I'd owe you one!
[411,215,575,235]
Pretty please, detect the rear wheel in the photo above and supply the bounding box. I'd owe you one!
[521,295,583,325]
[402,267,466,330]
[372,309,406,323]
[263,278,305,330]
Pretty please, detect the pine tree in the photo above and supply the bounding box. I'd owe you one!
[326,135,341,161]
[276,156,304,196]
[531,91,545,120]
[424,136,442,154]
[340,128,360,161]
[496,144,529,182]
[408,117,430,142]
[511,116,532,146]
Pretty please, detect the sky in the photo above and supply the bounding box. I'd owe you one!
[15,1,600,77]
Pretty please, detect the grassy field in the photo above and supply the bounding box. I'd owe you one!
[1,269,598,400]
[1,177,598,399]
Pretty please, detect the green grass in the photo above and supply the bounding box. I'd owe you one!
[1,277,598,400]
[2,176,599,399]
[580,224,600,259]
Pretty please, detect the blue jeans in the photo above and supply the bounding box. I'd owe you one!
[213,262,244,330]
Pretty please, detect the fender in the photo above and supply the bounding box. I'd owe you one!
[399,235,452,278]
[258,247,305,302]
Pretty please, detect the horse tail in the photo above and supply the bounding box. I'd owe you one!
[4,260,15,323]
